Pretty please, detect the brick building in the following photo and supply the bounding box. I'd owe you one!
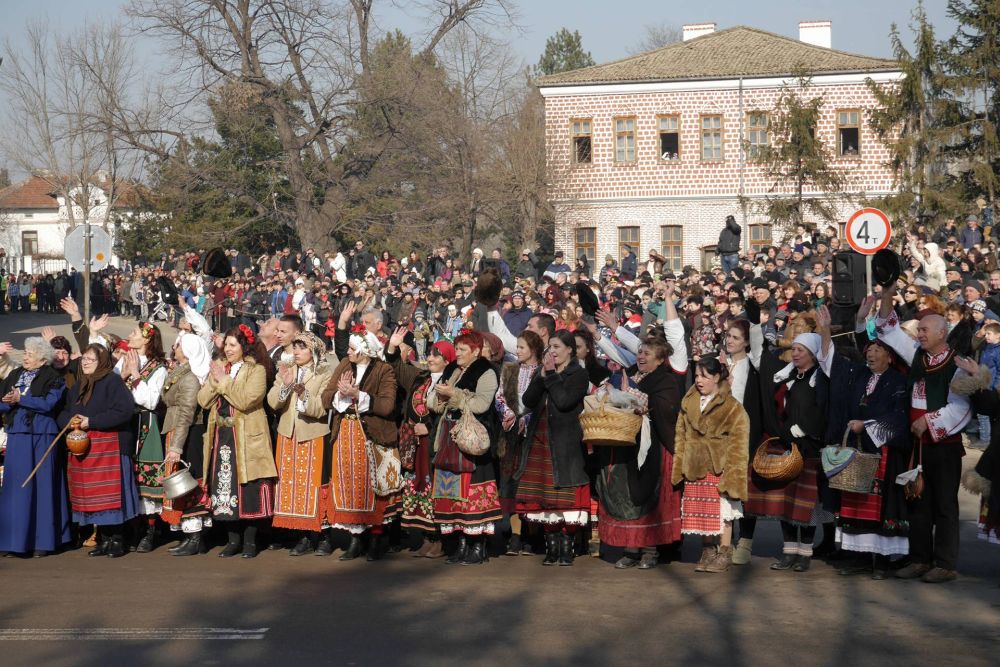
[536,22,903,272]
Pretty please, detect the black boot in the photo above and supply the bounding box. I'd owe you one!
[105,531,126,558]
[339,535,363,561]
[461,537,487,565]
[88,527,107,557]
[542,533,559,566]
[136,521,157,553]
[168,536,191,555]
[314,530,334,556]
[444,534,467,564]
[219,530,242,558]
[558,531,575,566]
[290,534,315,557]
[241,523,258,559]
[366,533,385,562]
[770,553,799,570]
[171,532,205,557]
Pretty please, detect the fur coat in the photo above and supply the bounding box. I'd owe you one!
[670,382,750,500]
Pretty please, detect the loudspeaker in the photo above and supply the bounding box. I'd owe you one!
[832,251,867,306]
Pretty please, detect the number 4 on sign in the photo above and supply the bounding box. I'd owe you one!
[845,208,892,256]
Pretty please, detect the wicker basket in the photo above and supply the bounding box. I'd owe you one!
[580,397,642,447]
[827,427,882,493]
[752,437,804,482]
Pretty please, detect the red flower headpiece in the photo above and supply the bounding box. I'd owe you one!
[238,323,255,345]
[351,323,366,334]
[140,321,157,340]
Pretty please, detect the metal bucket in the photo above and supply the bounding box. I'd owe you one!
[160,461,199,500]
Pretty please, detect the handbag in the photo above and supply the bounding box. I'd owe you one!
[904,442,925,501]
[824,427,882,494]
[353,406,404,496]
[398,421,418,470]
[450,393,490,457]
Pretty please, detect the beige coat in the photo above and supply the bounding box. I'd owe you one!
[197,358,278,484]
[267,362,332,442]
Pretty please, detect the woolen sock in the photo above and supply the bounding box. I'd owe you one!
[798,542,813,557]
[782,541,798,555]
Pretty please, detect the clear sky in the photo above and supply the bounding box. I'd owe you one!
[1,0,959,67]
[0,0,959,178]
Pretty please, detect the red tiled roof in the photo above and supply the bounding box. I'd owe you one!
[0,175,60,209]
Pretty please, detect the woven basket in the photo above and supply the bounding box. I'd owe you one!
[827,427,881,493]
[752,437,804,482]
[580,397,642,447]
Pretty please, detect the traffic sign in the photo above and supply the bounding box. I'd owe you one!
[64,225,112,272]
[845,208,892,255]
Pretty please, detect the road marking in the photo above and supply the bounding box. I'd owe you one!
[0,628,269,640]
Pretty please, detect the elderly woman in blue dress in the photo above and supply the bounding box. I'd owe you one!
[0,337,70,557]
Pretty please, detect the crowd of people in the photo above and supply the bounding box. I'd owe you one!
[0,212,998,586]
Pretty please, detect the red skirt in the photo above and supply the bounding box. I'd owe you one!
[66,431,123,514]
[515,424,589,513]
[599,450,682,549]
[840,448,888,523]
[680,473,724,536]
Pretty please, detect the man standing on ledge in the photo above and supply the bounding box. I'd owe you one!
[717,214,742,276]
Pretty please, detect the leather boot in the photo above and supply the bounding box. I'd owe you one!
[136,521,157,553]
[168,536,191,555]
[424,541,444,559]
[770,553,798,570]
[314,530,334,556]
[558,532,575,566]
[241,523,259,558]
[339,535,363,561]
[444,535,467,564]
[461,537,487,565]
[542,533,559,566]
[171,532,205,556]
[695,546,718,572]
[704,545,733,573]
[88,528,108,557]
[366,533,385,562]
[219,531,242,558]
[105,534,126,558]
[290,535,315,556]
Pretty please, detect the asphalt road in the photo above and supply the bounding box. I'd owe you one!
[1,312,999,666]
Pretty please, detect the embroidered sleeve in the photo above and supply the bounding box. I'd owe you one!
[874,312,917,366]
[924,387,972,442]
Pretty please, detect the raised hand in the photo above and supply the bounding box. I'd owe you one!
[0,341,13,356]
[954,356,981,376]
[89,314,110,333]
[277,363,295,387]
[595,309,617,330]
[388,325,407,349]
[856,295,877,323]
[338,300,356,328]
[60,297,80,320]
[815,305,831,331]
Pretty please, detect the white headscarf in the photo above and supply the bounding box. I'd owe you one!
[773,332,823,387]
[349,331,382,359]
[178,331,211,384]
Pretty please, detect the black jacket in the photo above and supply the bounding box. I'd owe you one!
[519,363,590,488]
[717,217,742,254]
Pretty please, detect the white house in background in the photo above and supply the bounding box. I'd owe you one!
[0,171,140,273]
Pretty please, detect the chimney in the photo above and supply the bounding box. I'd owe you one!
[799,20,832,49]
[682,23,716,41]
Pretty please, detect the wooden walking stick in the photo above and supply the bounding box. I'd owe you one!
[21,420,76,488]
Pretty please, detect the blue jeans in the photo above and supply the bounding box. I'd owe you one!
[721,253,739,275]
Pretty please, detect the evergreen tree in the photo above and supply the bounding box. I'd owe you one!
[756,74,844,234]
[943,0,1000,214]
[535,29,595,76]
[866,2,966,224]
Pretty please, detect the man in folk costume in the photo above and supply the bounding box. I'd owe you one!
[875,285,971,583]
[268,332,334,556]
[321,327,399,561]
[116,321,168,553]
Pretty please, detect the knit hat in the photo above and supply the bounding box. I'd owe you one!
[971,300,987,313]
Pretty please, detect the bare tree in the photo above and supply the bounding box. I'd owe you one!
[76,0,519,251]
[627,21,682,55]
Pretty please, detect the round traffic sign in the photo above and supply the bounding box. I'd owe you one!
[845,208,892,255]
[64,225,113,272]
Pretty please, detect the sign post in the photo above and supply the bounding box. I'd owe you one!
[844,207,892,296]
[65,225,112,323]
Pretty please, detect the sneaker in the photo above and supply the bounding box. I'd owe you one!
[921,567,958,584]
[895,562,932,579]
